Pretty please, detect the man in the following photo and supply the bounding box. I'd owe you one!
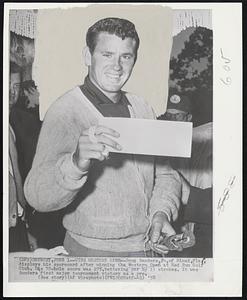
[24,18,182,257]
[9,62,30,252]
[9,77,66,250]
[159,90,212,189]
[158,91,194,186]
[159,90,212,257]
[10,31,66,250]
[10,32,35,82]
[10,81,41,183]
[158,91,193,122]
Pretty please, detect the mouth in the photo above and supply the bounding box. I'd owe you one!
[106,73,122,80]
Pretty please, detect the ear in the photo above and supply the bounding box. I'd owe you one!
[187,114,192,122]
[83,46,92,67]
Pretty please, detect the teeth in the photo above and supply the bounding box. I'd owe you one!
[107,74,121,79]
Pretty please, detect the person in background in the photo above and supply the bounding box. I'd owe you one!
[158,89,213,257]
[24,17,182,257]
[9,62,30,252]
[158,89,212,189]
[9,32,66,250]
[9,32,41,181]
[158,90,193,122]
[9,80,41,181]
[10,31,35,82]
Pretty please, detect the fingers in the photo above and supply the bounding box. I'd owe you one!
[149,224,174,256]
[148,240,168,256]
[95,125,120,138]
[150,220,175,243]
[83,125,122,151]
[24,87,39,95]
[23,87,39,108]
[181,225,187,233]
[83,125,119,138]
[161,221,176,237]
[26,87,33,93]
[150,211,171,243]
[97,134,122,151]
[81,150,106,161]
[74,133,111,171]
[81,143,109,160]
[149,211,176,256]
[29,87,37,92]
[151,243,169,255]
[77,140,109,161]
[74,125,121,172]
[150,221,163,243]
[82,142,105,153]
[23,89,29,96]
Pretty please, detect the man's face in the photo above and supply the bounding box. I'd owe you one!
[10,38,35,67]
[86,32,136,96]
[165,108,191,122]
[9,72,21,110]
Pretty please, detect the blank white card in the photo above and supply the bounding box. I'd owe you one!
[99,118,192,158]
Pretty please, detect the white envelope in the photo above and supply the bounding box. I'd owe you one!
[99,118,192,157]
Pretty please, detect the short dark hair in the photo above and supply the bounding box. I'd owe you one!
[86,17,140,57]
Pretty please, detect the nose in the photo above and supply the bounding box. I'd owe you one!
[10,86,16,96]
[113,56,122,71]
[169,114,176,121]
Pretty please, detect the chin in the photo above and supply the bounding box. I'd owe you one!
[104,79,126,90]
[103,84,123,93]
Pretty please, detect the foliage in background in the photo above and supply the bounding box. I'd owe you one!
[168,27,213,126]
[169,27,213,93]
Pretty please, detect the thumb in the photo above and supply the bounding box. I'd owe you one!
[162,221,176,237]
[23,89,29,96]
[150,221,162,243]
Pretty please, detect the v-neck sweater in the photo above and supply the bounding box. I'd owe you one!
[24,86,181,252]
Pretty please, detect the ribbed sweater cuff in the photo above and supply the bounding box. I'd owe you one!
[149,209,171,223]
[57,153,88,190]
[67,152,88,180]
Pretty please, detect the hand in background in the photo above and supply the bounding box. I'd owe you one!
[24,87,40,108]
[180,174,191,205]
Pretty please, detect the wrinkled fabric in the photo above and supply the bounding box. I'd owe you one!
[24,87,181,252]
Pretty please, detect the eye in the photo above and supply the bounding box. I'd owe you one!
[122,55,132,60]
[102,53,112,58]
[13,83,21,90]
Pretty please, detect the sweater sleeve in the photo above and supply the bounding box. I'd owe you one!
[149,157,182,222]
[141,100,181,222]
[24,98,89,212]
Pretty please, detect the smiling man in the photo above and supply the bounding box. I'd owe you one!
[24,18,182,256]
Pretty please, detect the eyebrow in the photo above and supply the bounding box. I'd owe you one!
[101,51,134,56]
[122,53,134,56]
[101,51,113,53]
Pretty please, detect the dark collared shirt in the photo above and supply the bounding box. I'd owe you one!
[80,76,131,118]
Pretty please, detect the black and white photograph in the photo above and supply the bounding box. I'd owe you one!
[3,2,242,297]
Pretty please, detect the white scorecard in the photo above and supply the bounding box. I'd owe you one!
[99,118,193,157]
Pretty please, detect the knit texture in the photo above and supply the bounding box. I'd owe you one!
[24,87,181,251]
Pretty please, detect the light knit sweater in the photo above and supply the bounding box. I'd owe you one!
[24,87,181,252]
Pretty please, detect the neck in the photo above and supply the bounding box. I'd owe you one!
[105,92,121,103]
